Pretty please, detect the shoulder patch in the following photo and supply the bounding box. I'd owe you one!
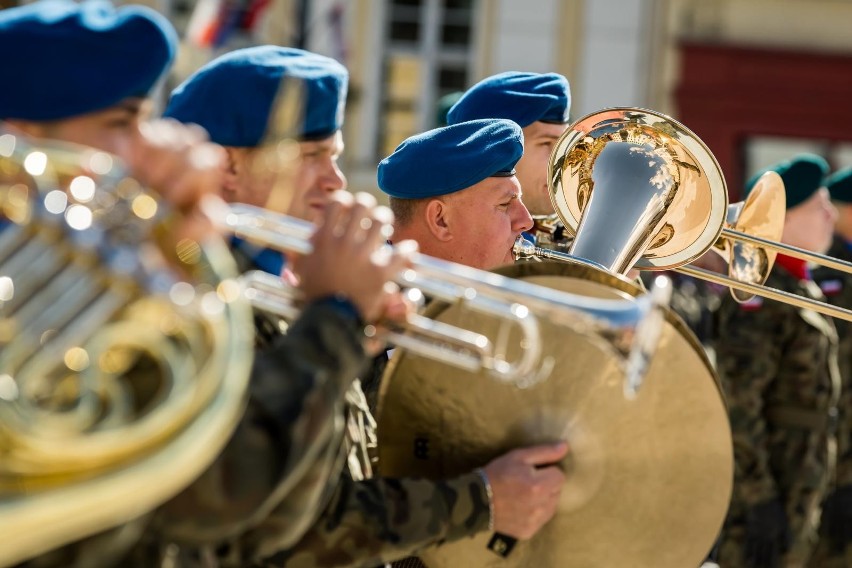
[818,279,843,296]
[738,296,764,311]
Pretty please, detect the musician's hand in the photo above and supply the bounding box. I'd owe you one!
[295,191,415,323]
[362,284,413,356]
[483,442,568,540]
[126,119,225,211]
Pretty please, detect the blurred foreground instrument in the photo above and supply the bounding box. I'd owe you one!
[0,128,253,566]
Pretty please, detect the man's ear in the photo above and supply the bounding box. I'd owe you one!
[423,198,453,242]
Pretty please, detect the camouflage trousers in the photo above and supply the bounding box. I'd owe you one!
[716,523,820,568]
[717,482,827,568]
[807,533,852,567]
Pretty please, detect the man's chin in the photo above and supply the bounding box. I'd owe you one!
[501,252,517,267]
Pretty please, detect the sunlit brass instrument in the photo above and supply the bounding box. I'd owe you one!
[515,107,852,322]
[213,203,672,389]
[375,108,733,568]
[546,107,729,273]
[518,170,784,301]
[0,128,253,566]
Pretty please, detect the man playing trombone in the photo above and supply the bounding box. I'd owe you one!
[713,154,842,568]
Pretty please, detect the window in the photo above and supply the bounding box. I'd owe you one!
[745,136,852,185]
[378,0,476,158]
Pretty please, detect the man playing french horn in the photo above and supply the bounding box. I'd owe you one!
[0,1,413,566]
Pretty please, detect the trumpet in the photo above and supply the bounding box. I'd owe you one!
[215,203,673,391]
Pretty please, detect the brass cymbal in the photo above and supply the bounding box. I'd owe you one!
[376,261,732,568]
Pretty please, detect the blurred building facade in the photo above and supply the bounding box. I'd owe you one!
[293,0,852,196]
[8,0,852,196]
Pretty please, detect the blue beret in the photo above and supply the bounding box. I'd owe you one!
[165,46,348,147]
[825,167,852,204]
[446,72,571,128]
[377,119,523,199]
[745,154,829,209]
[0,0,177,121]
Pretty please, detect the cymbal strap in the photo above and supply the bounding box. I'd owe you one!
[487,533,517,557]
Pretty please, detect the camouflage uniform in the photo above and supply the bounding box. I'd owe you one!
[263,350,491,568]
[809,236,852,567]
[640,271,723,348]
[233,250,493,568]
[713,263,841,568]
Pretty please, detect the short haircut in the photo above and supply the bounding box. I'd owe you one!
[389,196,429,226]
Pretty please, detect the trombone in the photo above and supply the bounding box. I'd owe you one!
[214,203,673,391]
[513,106,852,323]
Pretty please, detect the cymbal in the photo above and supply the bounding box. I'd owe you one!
[376,261,732,568]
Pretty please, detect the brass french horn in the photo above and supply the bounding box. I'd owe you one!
[0,128,253,566]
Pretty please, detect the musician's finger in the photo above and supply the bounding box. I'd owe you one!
[312,194,348,244]
[535,466,566,491]
[385,239,417,273]
[515,441,569,466]
[340,192,376,242]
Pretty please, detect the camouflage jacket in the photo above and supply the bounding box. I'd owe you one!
[813,235,852,488]
[712,263,840,540]
[147,299,370,562]
[261,352,492,568]
[232,245,492,568]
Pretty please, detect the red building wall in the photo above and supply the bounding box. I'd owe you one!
[675,43,852,200]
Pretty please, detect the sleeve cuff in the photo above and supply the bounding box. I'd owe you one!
[440,471,494,541]
[313,294,365,328]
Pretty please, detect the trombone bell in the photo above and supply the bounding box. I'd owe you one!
[714,171,785,302]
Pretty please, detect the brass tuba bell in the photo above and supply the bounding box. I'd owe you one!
[547,107,729,274]
[0,128,254,566]
[516,107,852,323]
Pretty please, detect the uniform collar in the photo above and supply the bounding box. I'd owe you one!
[774,253,811,281]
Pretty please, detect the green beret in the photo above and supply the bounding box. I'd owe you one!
[435,91,463,127]
[825,167,852,204]
[745,154,829,209]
